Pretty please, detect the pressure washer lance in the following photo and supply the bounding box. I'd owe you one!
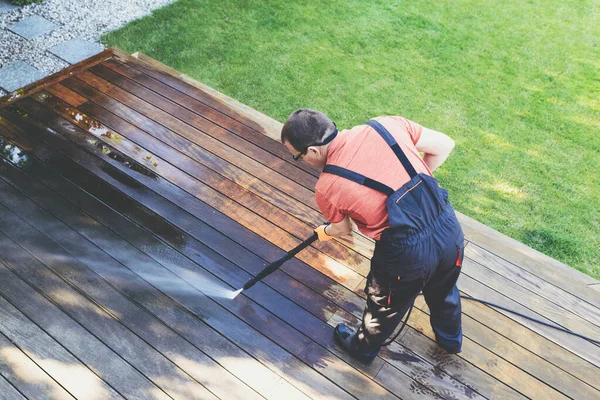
[230,232,319,299]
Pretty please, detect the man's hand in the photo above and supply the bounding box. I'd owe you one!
[315,224,334,241]
[315,216,353,241]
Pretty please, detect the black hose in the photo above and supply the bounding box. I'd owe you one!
[383,293,600,346]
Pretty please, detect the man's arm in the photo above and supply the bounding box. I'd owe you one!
[415,127,455,171]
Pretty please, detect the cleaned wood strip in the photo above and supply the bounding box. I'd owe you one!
[0,260,129,400]
[75,68,318,193]
[0,211,218,400]
[127,51,376,261]
[0,331,74,400]
[60,73,315,205]
[33,90,370,277]
[98,59,319,190]
[0,112,392,400]
[457,265,600,368]
[66,70,373,272]
[0,162,304,400]
[113,49,321,179]
[0,183,265,400]
[327,309,504,400]
[457,213,600,307]
[461,258,600,354]
[466,243,600,328]
[87,61,377,261]
[0,373,27,400]
[45,83,87,107]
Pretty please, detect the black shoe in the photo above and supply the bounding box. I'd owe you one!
[334,324,378,364]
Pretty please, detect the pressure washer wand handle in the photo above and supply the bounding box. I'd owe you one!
[242,232,319,290]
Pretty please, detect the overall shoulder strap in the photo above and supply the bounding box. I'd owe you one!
[321,119,418,196]
[322,165,395,196]
[365,119,418,179]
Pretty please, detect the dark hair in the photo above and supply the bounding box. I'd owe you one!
[281,108,335,151]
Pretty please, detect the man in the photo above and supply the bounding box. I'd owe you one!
[281,109,464,363]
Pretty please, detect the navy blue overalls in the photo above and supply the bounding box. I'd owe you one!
[324,120,464,356]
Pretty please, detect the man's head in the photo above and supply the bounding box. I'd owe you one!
[281,108,336,169]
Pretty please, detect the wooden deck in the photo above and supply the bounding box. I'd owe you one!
[0,48,598,400]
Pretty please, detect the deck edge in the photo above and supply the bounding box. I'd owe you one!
[0,48,115,109]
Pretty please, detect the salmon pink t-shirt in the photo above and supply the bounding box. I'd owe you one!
[315,116,433,240]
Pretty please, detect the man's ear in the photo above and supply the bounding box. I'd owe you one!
[307,146,320,156]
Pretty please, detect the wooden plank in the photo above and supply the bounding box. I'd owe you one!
[100,57,319,186]
[327,309,514,400]
[0,217,217,400]
[33,88,370,277]
[0,262,125,400]
[374,363,442,400]
[0,49,114,108]
[466,243,600,328]
[0,115,391,400]
[129,51,376,260]
[0,183,265,400]
[0,331,74,400]
[461,258,600,357]
[0,373,27,400]
[457,212,600,306]
[0,160,306,400]
[397,327,525,400]
[45,83,88,107]
[457,266,600,368]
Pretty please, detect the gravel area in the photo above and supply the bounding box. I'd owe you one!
[0,0,176,96]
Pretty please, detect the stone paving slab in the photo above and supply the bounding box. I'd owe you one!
[8,15,58,40]
[0,0,18,13]
[48,38,104,65]
[0,61,44,92]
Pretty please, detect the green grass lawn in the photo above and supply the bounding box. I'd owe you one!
[102,0,600,279]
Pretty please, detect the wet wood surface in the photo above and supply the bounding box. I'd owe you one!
[0,48,598,399]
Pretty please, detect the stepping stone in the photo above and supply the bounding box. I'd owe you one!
[0,0,18,13]
[8,15,58,39]
[48,38,104,65]
[0,61,44,92]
